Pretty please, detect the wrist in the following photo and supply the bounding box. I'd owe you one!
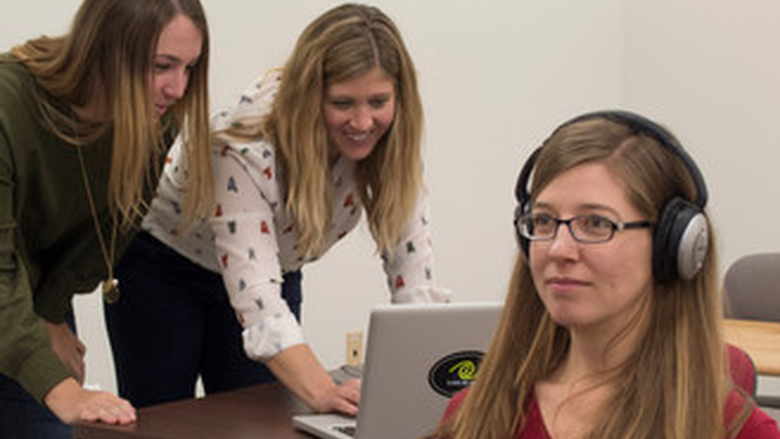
[300,370,338,410]
[266,345,335,411]
[43,377,81,424]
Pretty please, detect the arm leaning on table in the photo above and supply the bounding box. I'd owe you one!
[209,139,361,416]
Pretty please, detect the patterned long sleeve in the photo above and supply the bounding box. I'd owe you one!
[209,143,305,361]
[382,185,451,304]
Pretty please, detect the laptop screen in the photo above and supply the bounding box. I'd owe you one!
[293,301,502,439]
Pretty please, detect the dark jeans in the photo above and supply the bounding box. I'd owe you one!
[0,313,76,439]
[0,375,73,439]
[105,231,302,408]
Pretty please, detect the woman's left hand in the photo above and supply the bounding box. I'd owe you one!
[44,378,137,425]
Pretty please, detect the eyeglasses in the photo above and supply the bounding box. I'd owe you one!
[516,213,652,243]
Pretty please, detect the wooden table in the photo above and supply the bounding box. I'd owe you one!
[724,318,780,376]
[73,383,313,439]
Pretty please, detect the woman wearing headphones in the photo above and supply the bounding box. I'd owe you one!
[0,0,211,436]
[427,111,779,439]
[105,3,449,415]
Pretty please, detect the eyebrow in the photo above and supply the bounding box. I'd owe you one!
[531,201,622,218]
[326,91,393,99]
[155,53,199,66]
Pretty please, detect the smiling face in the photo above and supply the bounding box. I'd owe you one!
[323,66,396,162]
[529,162,654,334]
[152,13,203,116]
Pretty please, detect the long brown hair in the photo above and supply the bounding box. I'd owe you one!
[10,0,212,226]
[428,118,748,439]
[259,3,424,258]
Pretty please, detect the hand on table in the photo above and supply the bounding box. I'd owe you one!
[266,344,362,416]
[44,378,137,425]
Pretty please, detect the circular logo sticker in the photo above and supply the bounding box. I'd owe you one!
[428,350,485,398]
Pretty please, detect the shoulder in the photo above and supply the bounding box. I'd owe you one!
[0,58,37,110]
[441,388,470,422]
[727,392,780,438]
[0,59,50,161]
[240,68,282,110]
[0,55,29,83]
[212,69,281,132]
[734,407,780,438]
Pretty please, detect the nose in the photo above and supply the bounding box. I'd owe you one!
[348,106,374,131]
[164,70,189,101]
[545,222,579,259]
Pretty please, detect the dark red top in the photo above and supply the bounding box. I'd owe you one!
[441,388,779,438]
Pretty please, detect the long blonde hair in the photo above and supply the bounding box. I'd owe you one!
[429,118,749,439]
[259,3,424,258]
[9,0,212,227]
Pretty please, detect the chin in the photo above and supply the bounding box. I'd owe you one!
[350,151,374,162]
[341,146,375,162]
[547,309,590,329]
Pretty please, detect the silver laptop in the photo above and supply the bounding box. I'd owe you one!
[292,301,502,439]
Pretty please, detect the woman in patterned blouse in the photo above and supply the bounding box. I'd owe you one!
[105,3,449,415]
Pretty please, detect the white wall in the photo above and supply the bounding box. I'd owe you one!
[623,0,780,268]
[2,0,777,396]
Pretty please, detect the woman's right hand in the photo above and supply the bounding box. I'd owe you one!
[44,378,136,425]
[310,378,361,416]
[266,344,360,416]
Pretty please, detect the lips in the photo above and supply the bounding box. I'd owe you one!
[547,276,589,285]
[344,131,372,143]
[339,131,379,154]
[545,276,591,295]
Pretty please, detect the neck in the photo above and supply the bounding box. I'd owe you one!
[328,143,341,168]
[560,305,650,383]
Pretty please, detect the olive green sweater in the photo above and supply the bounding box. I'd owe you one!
[0,59,169,402]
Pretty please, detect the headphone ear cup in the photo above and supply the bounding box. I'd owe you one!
[653,197,709,282]
[514,148,540,263]
[514,205,531,262]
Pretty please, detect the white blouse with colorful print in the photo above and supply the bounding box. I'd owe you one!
[142,71,450,361]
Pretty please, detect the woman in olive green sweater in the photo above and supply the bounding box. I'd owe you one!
[0,0,213,436]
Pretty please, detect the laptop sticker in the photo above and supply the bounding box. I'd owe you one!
[428,350,484,397]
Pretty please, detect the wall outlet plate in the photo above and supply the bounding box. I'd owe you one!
[345,331,363,366]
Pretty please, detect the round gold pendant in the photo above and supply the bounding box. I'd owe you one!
[103,278,120,304]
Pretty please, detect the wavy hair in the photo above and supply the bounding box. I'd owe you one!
[427,118,750,439]
[258,3,423,258]
[9,0,212,227]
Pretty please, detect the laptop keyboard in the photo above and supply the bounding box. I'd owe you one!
[333,425,357,437]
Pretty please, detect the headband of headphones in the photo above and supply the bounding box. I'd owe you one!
[514,110,710,282]
[515,110,708,211]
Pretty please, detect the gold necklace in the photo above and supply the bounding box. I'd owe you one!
[76,145,120,304]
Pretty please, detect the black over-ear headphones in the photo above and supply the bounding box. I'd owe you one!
[514,110,709,283]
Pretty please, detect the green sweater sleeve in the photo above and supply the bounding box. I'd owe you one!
[0,128,74,402]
